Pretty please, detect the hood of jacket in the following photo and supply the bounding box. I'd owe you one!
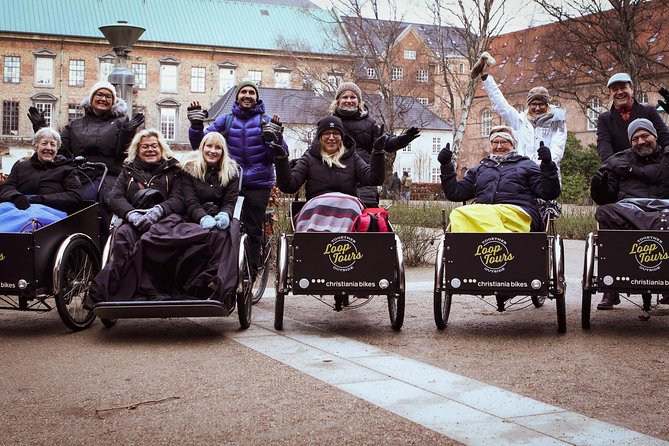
[79,97,128,119]
[29,153,73,169]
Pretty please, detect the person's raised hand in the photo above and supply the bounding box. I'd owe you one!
[658,87,669,112]
[124,112,144,132]
[372,124,388,154]
[186,101,208,129]
[537,141,552,164]
[590,170,609,193]
[437,143,453,165]
[27,106,47,133]
[262,120,284,144]
[398,126,421,148]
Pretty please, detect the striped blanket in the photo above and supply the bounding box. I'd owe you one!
[295,192,364,232]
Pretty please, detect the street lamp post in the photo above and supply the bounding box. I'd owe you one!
[99,21,145,117]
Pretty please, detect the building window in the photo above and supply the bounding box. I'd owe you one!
[327,74,342,88]
[391,67,404,80]
[248,70,262,86]
[639,91,648,104]
[481,108,492,136]
[219,68,236,94]
[431,167,440,183]
[432,137,442,154]
[416,69,428,83]
[2,100,19,135]
[417,97,429,106]
[402,142,412,153]
[35,102,53,127]
[459,63,465,74]
[132,63,147,89]
[68,103,84,122]
[160,63,179,93]
[190,67,205,93]
[68,60,85,87]
[3,56,20,83]
[587,97,602,131]
[35,56,54,87]
[99,59,114,82]
[366,67,377,79]
[404,50,416,60]
[275,71,290,89]
[159,107,177,140]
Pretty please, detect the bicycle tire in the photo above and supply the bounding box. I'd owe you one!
[251,236,272,304]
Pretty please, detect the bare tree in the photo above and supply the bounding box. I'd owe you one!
[427,0,510,166]
[533,0,669,112]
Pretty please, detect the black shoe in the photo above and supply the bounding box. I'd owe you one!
[496,295,509,312]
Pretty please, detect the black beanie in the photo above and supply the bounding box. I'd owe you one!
[316,116,345,139]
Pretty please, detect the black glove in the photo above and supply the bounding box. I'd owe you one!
[658,87,669,113]
[537,141,552,164]
[398,127,421,147]
[590,170,609,193]
[28,195,45,204]
[123,112,144,132]
[262,120,283,144]
[437,143,452,165]
[269,142,287,160]
[27,106,47,133]
[13,195,30,210]
[187,104,208,130]
[372,124,387,154]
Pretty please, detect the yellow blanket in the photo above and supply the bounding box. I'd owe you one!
[449,204,532,233]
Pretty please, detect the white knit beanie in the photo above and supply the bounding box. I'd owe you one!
[89,81,117,104]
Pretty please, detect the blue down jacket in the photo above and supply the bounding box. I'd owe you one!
[189,100,285,189]
[440,153,561,231]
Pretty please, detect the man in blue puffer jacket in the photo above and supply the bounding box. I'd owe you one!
[187,80,288,277]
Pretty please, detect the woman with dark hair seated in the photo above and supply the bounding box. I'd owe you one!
[0,127,81,232]
[275,115,386,232]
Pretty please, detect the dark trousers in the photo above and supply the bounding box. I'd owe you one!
[240,187,271,274]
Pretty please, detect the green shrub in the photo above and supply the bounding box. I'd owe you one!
[560,133,601,204]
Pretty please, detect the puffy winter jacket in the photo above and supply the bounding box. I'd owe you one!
[440,153,561,231]
[181,162,239,223]
[591,145,669,205]
[59,99,133,176]
[275,135,384,200]
[108,158,183,218]
[189,100,285,189]
[0,154,82,212]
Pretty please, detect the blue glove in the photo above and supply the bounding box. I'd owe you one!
[215,212,230,230]
[200,215,216,229]
[126,210,148,231]
[143,205,164,225]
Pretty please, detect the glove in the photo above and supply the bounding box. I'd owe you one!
[123,112,144,132]
[372,124,387,154]
[269,142,287,160]
[215,212,230,230]
[143,205,164,225]
[28,195,45,204]
[262,120,284,144]
[187,103,208,130]
[398,127,421,147]
[590,170,609,193]
[437,143,452,165]
[13,195,30,210]
[126,210,148,231]
[537,141,552,164]
[658,87,669,113]
[200,215,216,229]
[27,106,47,133]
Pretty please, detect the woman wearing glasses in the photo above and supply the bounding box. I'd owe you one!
[437,126,560,233]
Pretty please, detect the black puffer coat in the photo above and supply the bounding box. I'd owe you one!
[108,158,184,218]
[276,135,384,200]
[59,99,133,175]
[181,162,240,223]
[591,145,669,205]
[440,153,561,231]
[0,154,82,212]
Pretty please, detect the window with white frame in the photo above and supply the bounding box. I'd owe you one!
[35,102,53,127]
[431,167,440,183]
[459,62,465,74]
[68,103,84,122]
[587,97,602,131]
[417,97,429,106]
[219,67,236,94]
[639,91,648,104]
[402,142,412,153]
[68,60,85,87]
[391,67,404,80]
[404,50,416,60]
[35,56,54,87]
[416,69,428,83]
[2,100,19,135]
[481,108,492,136]
[160,63,179,93]
[248,70,262,86]
[327,74,342,88]
[432,137,442,154]
[366,67,377,79]
[3,56,20,83]
[190,67,205,93]
[131,63,147,89]
[99,58,114,82]
[159,107,177,140]
[274,71,290,88]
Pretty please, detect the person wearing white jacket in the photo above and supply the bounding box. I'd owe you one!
[472,53,567,169]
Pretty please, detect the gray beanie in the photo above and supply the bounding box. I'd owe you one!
[335,82,362,101]
[627,118,657,142]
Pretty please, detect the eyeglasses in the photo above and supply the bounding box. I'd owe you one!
[321,131,342,139]
[94,92,114,100]
[528,101,547,109]
[490,139,511,147]
[139,143,160,150]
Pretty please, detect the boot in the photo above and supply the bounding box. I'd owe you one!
[596,292,620,310]
[496,295,509,312]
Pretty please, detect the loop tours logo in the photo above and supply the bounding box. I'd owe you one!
[323,235,363,272]
[474,237,514,273]
[629,235,668,272]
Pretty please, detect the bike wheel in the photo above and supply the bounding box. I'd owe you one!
[388,292,405,331]
[251,237,272,304]
[434,291,452,330]
[55,238,99,331]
